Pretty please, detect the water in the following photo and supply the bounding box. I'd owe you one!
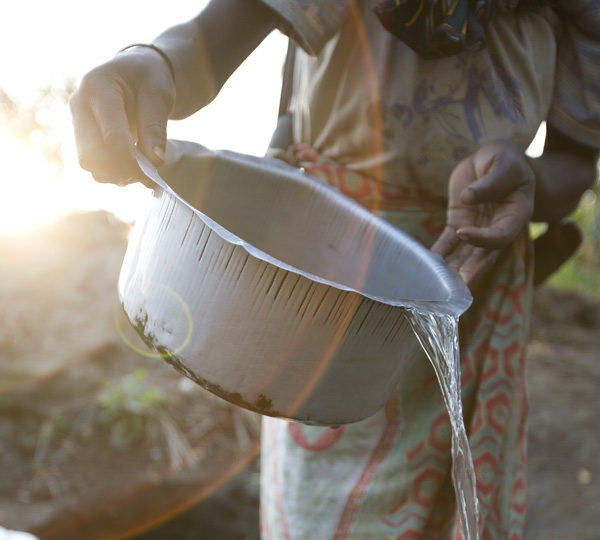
[409,309,480,540]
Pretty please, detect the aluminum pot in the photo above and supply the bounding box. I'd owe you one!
[118,140,471,425]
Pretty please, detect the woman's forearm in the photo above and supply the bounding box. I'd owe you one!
[530,126,598,223]
[153,0,279,119]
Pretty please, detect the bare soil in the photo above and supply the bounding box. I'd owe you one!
[0,213,261,540]
[525,287,600,540]
[0,212,598,540]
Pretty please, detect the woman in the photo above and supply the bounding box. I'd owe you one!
[70,1,599,537]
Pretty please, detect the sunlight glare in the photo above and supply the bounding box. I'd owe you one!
[0,131,69,234]
[0,25,285,236]
[0,130,151,235]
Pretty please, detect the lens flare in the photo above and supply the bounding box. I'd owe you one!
[114,283,193,359]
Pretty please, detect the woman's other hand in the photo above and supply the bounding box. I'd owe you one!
[431,140,535,285]
[69,46,176,187]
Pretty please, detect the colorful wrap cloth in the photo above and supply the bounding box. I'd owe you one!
[260,143,533,539]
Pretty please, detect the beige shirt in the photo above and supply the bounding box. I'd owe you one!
[261,0,599,196]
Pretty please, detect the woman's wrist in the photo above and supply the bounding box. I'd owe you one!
[119,43,176,84]
[152,21,218,119]
[529,151,596,223]
[529,126,598,223]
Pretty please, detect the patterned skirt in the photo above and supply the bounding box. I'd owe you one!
[260,143,533,540]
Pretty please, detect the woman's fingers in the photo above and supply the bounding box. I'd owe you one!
[456,220,521,250]
[70,98,102,171]
[434,141,535,287]
[70,48,175,186]
[449,243,474,273]
[440,240,499,285]
[461,165,518,205]
[458,247,500,285]
[458,192,533,250]
[71,76,143,184]
[462,141,534,205]
[432,227,502,285]
[431,225,461,258]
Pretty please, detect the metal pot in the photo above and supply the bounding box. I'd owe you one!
[118,141,471,425]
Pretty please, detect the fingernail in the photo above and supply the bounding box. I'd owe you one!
[153,146,165,161]
[457,229,469,241]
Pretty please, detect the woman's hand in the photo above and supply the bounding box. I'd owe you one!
[69,1,279,187]
[69,46,176,186]
[431,140,535,285]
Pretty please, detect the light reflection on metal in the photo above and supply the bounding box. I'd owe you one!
[118,142,471,425]
[114,283,193,359]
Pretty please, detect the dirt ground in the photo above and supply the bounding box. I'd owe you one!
[525,287,600,540]
[0,212,261,540]
[0,212,598,540]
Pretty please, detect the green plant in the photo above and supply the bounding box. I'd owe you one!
[96,368,165,450]
[33,407,69,463]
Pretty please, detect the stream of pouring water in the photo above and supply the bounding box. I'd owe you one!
[409,309,480,540]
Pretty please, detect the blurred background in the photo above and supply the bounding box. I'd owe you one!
[0,1,598,539]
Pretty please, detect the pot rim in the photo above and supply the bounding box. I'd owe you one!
[136,147,472,318]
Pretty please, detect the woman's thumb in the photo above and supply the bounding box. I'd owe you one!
[460,164,516,205]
